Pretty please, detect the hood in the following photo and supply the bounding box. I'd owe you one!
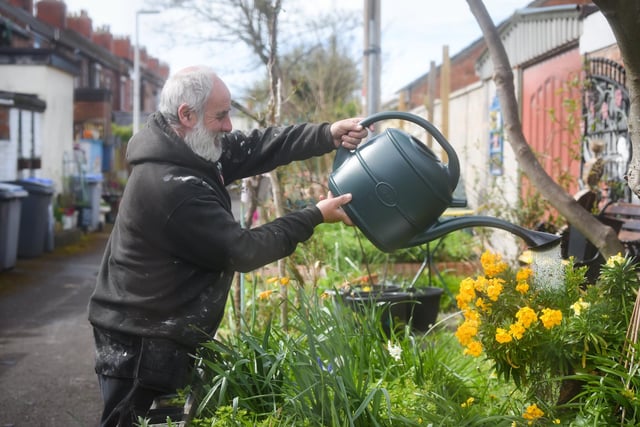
[126,112,215,175]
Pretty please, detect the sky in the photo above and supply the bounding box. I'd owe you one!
[61,0,529,101]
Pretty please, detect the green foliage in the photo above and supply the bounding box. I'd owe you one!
[194,287,517,426]
[111,122,133,142]
[455,250,639,422]
[187,251,640,425]
[298,223,479,287]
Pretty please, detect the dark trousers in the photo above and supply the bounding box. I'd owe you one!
[98,375,165,427]
[93,328,194,427]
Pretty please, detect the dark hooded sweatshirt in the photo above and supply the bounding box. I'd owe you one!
[88,112,336,348]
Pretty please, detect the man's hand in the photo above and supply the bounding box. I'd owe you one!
[330,118,369,150]
[316,192,353,225]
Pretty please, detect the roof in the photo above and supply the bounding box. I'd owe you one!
[475,4,599,79]
[0,90,46,111]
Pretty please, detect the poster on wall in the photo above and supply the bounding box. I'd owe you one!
[489,95,503,176]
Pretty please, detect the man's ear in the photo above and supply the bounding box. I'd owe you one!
[177,104,197,128]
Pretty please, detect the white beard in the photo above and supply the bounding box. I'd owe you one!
[184,121,223,163]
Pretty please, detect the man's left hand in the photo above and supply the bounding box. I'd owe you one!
[330,118,369,150]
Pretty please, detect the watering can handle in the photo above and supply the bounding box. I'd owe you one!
[333,111,460,193]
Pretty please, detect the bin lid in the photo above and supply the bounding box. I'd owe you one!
[73,173,103,184]
[85,173,103,183]
[0,182,28,199]
[12,177,55,195]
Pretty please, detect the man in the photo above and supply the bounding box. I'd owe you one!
[88,65,368,426]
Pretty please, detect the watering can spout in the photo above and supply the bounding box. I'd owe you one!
[406,216,562,250]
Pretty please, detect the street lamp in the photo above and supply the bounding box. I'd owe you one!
[133,9,159,135]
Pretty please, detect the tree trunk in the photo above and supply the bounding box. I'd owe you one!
[467,0,625,259]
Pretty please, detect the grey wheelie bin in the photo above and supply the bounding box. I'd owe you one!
[73,173,103,231]
[0,183,28,270]
[13,178,55,258]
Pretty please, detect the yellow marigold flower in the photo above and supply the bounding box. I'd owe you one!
[459,277,476,295]
[606,252,625,267]
[571,298,590,316]
[516,267,533,282]
[258,289,274,300]
[486,279,504,301]
[474,275,488,292]
[475,297,489,312]
[516,307,538,328]
[455,319,479,346]
[464,340,482,357]
[279,276,290,286]
[463,309,480,321]
[481,251,508,277]
[515,281,530,294]
[540,308,562,329]
[523,403,544,421]
[509,322,526,340]
[461,397,475,408]
[495,328,513,344]
[266,276,279,284]
[456,278,476,309]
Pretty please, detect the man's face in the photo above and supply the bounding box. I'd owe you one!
[184,117,223,163]
[203,77,232,134]
[184,76,232,163]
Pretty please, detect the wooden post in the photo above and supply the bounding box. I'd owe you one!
[426,60,437,149]
[440,45,450,162]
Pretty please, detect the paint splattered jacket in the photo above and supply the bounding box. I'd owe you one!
[88,112,336,348]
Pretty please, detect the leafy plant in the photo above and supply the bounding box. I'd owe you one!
[454,250,638,416]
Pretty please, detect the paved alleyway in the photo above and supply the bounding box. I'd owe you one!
[0,229,109,427]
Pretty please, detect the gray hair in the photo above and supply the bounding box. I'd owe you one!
[158,65,218,127]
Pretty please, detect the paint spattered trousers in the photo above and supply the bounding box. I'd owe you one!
[93,328,194,427]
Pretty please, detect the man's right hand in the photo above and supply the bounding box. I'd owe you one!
[316,192,353,225]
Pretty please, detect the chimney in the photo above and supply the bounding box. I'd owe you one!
[9,0,34,14]
[67,10,92,39]
[113,36,133,61]
[36,0,66,29]
[92,26,113,51]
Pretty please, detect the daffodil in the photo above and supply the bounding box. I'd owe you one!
[279,276,290,286]
[460,396,474,408]
[386,340,402,361]
[258,289,274,300]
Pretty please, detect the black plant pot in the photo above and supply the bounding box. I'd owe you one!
[407,287,444,332]
[344,291,412,337]
[343,286,443,336]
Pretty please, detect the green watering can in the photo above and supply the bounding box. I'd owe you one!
[328,111,560,253]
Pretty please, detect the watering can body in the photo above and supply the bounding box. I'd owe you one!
[328,112,460,252]
[328,111,562,253]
